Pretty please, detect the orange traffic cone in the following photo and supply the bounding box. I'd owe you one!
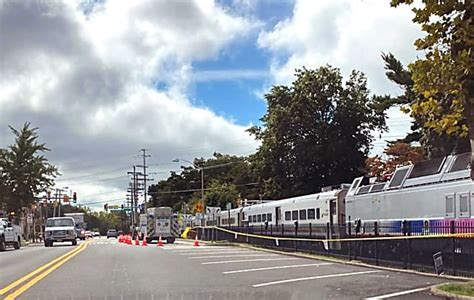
[135,236,139,245]
[119,234,123,243]
[142,237,147,246]
[193,235,200,247]
[157,236,164,247]
[127,235,132,245]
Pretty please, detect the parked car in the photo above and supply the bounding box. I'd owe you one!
[93,231,100,237]
[106,229,118,238]
[44,217,77,247]
[0,218,21,251]
[85,231,93,239]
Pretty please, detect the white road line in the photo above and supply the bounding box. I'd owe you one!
[202,258,300,265]
[189,254,276,259]
[223,263,334,274]
[180,251,257,255]
[253,270,381,288]
[365,286,430,299]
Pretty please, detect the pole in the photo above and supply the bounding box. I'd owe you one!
[140,149,151,210]
[201,167,204,210]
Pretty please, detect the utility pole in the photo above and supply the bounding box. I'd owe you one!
[138,149,151,210]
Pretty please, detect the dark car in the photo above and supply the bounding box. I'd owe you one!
[106,229,118,238]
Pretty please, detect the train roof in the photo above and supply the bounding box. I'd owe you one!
[348,152,471,197]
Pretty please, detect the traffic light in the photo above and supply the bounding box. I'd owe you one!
[72,192,77,203]
[47,191,51,200]
[104,203,108,212]
[121,204,124,210]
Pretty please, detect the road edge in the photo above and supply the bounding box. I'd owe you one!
[430,284,474,300]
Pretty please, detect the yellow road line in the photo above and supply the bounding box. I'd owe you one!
[4,241,89,300]
[0,242,87,296]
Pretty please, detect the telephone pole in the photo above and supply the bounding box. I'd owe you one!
[138,149,151,210]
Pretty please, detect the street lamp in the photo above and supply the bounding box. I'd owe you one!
[172,158,204,213]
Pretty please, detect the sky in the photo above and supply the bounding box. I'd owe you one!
[0,0,422,210]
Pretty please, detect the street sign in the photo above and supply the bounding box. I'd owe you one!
[195,202,203,213]
[226,202,232,210]
[433,251,444,275]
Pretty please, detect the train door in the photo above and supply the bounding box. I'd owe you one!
[275,206,281,226]
[457,192,471,218]
[329,200,336,226]
[445,193,456,218]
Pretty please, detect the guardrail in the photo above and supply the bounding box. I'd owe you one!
[194,226,474,278]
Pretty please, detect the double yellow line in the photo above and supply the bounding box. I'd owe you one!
[0,241,90,300]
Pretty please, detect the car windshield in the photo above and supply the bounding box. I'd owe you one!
[46,219,74,227]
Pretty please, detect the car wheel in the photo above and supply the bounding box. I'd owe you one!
[44,241,50,247]
[0,237,6,251]
[13,237,21,249]
[72,239,77,246]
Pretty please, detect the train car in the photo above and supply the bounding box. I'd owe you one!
[219,207,244,227]
[346,152,474,235]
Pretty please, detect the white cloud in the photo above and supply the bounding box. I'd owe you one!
[257,0,419,151]
[0,0,260,208]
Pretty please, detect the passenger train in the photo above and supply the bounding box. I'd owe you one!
[202,152,474,236]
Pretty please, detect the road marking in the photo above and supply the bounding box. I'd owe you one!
[4,241,90,300]
[0,242,87,295]
[223,263,334,274]
[189,254,276,259]
[202,258,300,265]
[180,251,258,255]
[253,270,381,288]
[365,286,431,299]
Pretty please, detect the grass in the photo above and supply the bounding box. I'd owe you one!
[438,282,474,297]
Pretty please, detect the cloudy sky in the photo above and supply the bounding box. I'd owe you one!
[0,0,421,209]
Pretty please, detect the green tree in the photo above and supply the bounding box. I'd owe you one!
[204,181,240,209]
[248,66,386,198]
[148,153,259,209]
[380,52,470,157]
[391,0,474,177]
[0,123,58,213]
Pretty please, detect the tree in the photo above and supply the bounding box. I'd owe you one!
[365,142,426,178]
[204,181,240,209]
[249,66,387,198]
[391,0,474,177]
[148,153,259,210]
[379,52,470,157]
[0,123,58,213]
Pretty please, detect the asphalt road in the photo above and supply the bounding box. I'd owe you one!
[0,237,459,299]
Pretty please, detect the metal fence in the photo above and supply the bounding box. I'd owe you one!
[195,225,474,278]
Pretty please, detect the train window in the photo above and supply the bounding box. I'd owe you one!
[408,157,445,178]
[449,153,470,172]
[330,201,336,215]
[370,183,386,193]
[446,196,454,214]
[253,215,257,222]
[388,167,410,188]
[460,194,469,213]
[257,215,262,222]
[316,208,320,219]
[267,213,272,222]
[249,215,252,223]
[292,210,298,221]
[308,209,315,219]
[262,214,266,222]
[299,210,307,220]
[285,211,291,221]
[356,186,371,195]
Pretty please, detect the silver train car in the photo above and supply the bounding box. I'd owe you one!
[203,153,474,236]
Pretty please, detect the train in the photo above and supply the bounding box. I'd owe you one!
[201,152,474,236]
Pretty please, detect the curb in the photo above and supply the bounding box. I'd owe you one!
[430,284,474,300]
[232,242,472,282]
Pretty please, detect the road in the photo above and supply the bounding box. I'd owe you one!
[0,238,458,299]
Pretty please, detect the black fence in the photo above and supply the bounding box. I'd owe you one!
[195,225,474,278]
